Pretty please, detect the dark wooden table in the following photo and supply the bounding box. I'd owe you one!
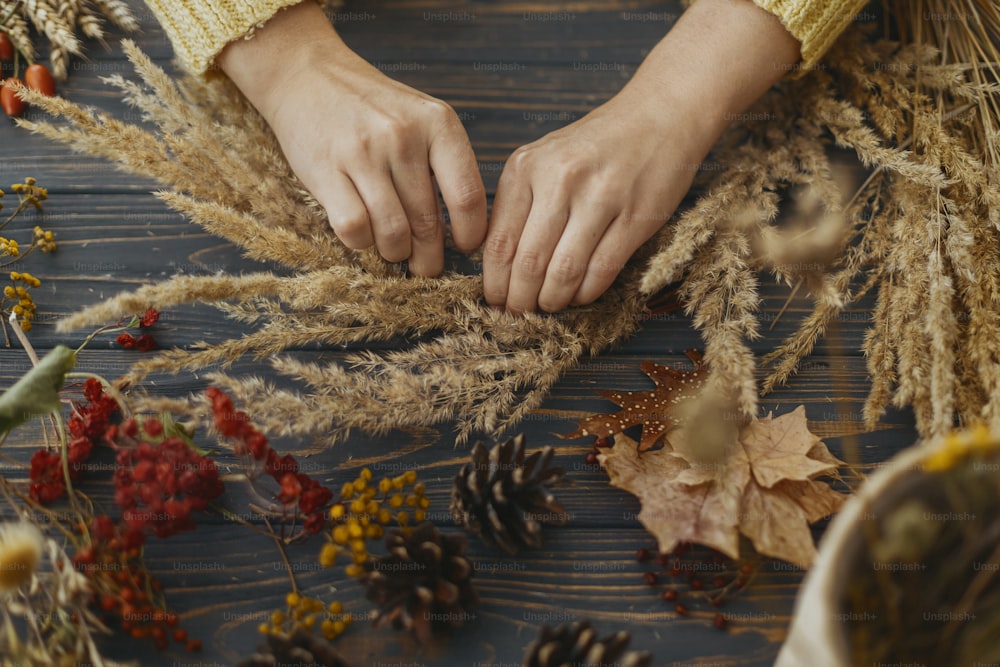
[0,1,917,665]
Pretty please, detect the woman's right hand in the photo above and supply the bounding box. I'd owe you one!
[218,2,487,276]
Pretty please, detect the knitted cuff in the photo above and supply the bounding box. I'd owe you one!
[753,0,870,76]
[143,0,307,75]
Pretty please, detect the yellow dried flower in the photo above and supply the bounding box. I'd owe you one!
[11,177,47,208]
[32,227,56,253]
[0,522,44,594]
[5,271,40,332]
[0,238,19,257]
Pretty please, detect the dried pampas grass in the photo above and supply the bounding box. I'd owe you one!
[16,0,1000,445]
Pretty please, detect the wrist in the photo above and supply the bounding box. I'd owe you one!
[217,1,349,121]
[624,0,801,150]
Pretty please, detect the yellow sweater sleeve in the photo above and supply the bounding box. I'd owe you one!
[752,0,870,72]
[143,0,306,75]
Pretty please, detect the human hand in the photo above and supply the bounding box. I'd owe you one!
[481,0,801,313]
[482,96,702,313]
[218,3,487,276]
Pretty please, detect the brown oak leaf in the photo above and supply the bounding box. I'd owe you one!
[562,349,707,451]
[598,405,847,568]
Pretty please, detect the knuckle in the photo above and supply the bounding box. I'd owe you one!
[549,159,591,192]
[379,218,410,245]
[368,113,412,149]
[329,215,370,244]
[548,253,585,285]
[502,146,534,178]
[483,230,517,261]
[513,249,547,278]
[586,176,618,208]
[447,179,486,212]
[426,98,459,124]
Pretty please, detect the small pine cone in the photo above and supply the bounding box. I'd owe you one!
[362,521,478,643]
[523,622,652,667]
[236,629,349,667]
[450,434,568,554]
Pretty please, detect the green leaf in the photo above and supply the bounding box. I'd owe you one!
[0,345,77,434]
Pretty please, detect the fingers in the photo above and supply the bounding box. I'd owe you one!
[428,117,487,253]
[570,220,636,307]
[482,160,533,308]
[351,165,412,264]
[392,161,444,277]
[535,204,614,312]
[503,204,569,314]
[319,172,374,250]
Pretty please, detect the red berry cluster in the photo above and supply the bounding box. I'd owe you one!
[29,378,120,503]
[73,516,200,652]
[113,416,225,539]
[636,543,755,632]
[116,308,160,351]
[207,387,333,535]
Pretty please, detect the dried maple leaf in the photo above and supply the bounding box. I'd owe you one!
[562,349,707,451]
[598,405,847,568]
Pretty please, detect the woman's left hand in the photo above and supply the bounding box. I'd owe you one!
[481,91,705,314]
[481,0,802,313]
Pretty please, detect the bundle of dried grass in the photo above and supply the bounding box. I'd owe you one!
[15,0,1000,445]
[16,42,645,444]
[0,0,138,79]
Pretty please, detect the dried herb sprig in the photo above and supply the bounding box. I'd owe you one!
[0,177,56,342]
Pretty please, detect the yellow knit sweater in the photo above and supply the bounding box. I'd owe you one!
[144,0,868,76]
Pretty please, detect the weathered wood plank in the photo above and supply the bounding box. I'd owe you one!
[0,0,917,665]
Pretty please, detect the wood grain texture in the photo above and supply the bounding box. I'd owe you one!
[0,1,917,666]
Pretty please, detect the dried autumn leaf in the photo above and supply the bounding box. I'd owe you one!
[598,406,847,568]
[562,349,707,451]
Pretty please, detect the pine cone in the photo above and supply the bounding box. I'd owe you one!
[450,433,568,554]
[362,521,478,643]
[236,629,349,667]
[524,622,652,667]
